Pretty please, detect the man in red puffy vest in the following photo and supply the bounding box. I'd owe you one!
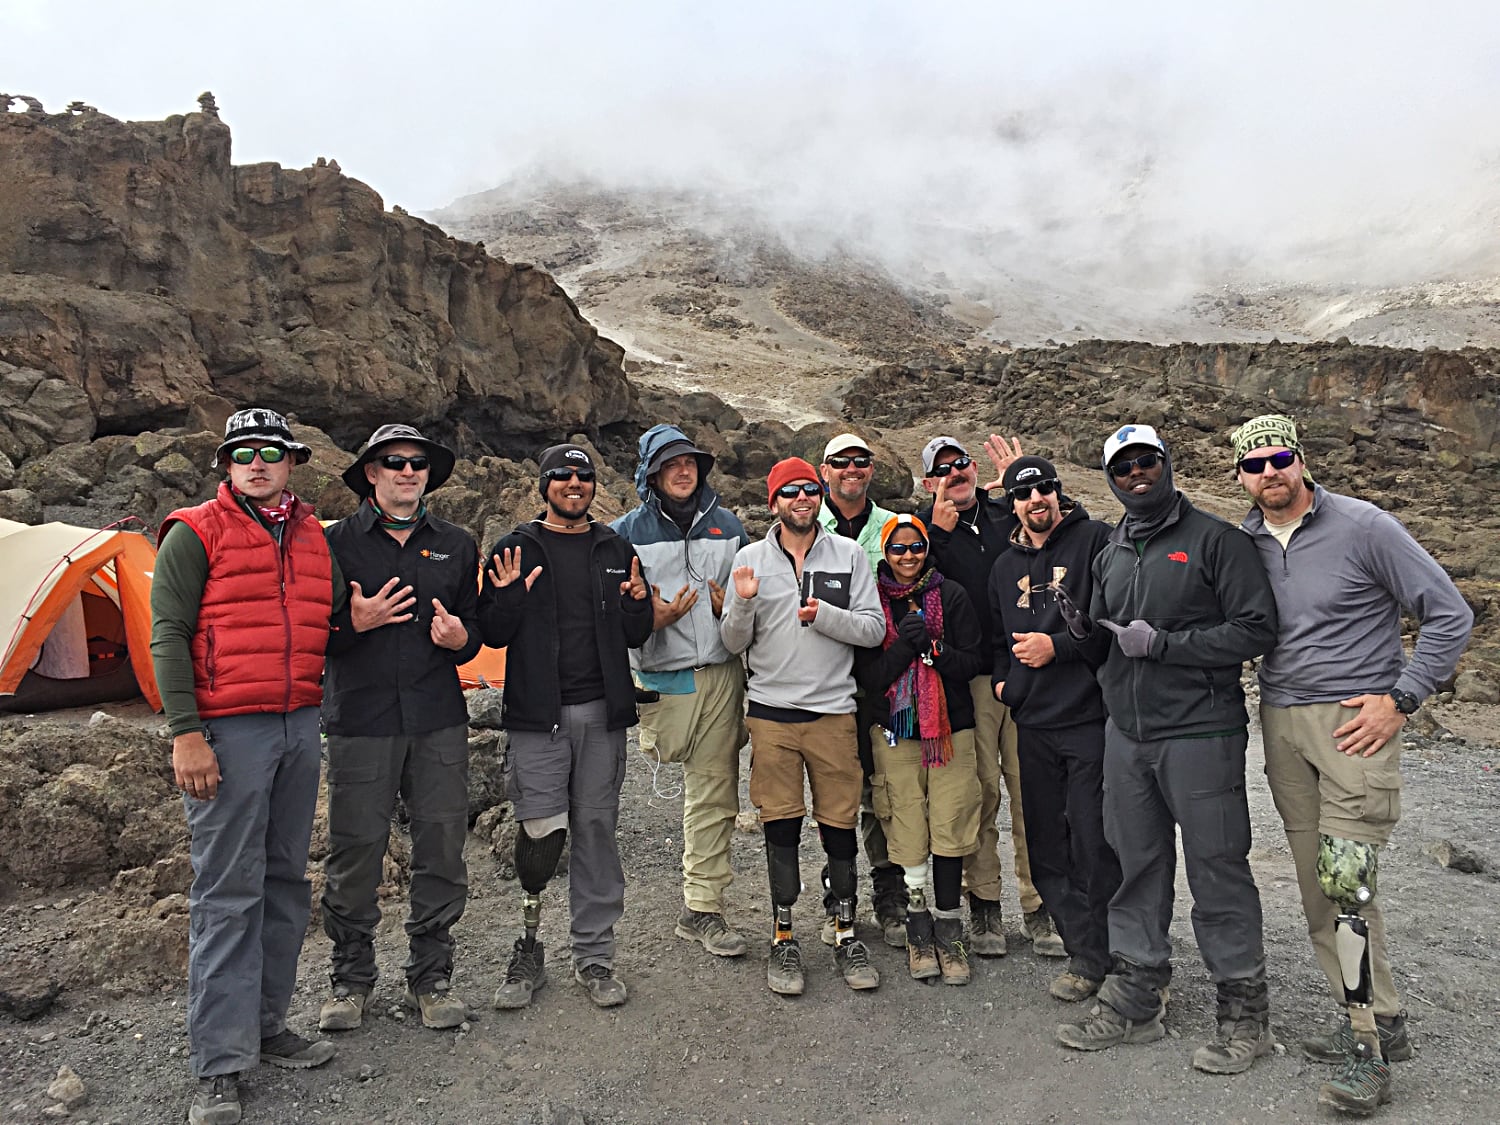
[151,408,340,1125]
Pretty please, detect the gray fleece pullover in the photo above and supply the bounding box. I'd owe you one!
[719,523,885,713]
[1242,485,1473,706]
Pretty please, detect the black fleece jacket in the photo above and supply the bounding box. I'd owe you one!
[988,502,1111,729]
[476,517,653,732]
[855,566,985,733]
[1089,494,1279,741]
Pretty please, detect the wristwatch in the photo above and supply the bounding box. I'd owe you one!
[1388,688,1420,715]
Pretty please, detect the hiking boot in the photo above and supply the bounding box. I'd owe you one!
[259,1028,335,1069]
[574,962,628,1008]
[1301,1012,1413,1063]
[1049,971,1102,1002]
[1024,908,1068,958]
[403,979,467,1029]
[834,938,881,990]
[767,938,805,996]
[318,984,368,1032]
[870,867,908,948]
[968,894,1007,958]
[1191,1017,1275,1074]
[1056,1000,1165,1051]
[905,911,940,981]
[934,916,971,986]
[187,1074,240,1125]
[493,936,546,1010]
[1319,1043,1393,1116]
[675,909,748,957]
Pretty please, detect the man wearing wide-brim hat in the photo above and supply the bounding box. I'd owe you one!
[152,406,339,1125]
[319,423,481,1035]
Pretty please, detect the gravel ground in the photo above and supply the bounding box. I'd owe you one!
[1,705,1497,1125]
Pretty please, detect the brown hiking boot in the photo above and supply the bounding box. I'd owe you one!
[1024,908,1068,958]
[905,911,940,980]
[403,979,467,1029]
[318,985,368,1032]
[1056,1000,1165,1051]
[934,915,971,986]
[1049,971,1102,1002]
[834,938,881,990]
[1192,1017,1275,1074]
[967,894,1007,958]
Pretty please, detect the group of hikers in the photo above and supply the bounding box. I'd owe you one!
[153,406,1473,1124]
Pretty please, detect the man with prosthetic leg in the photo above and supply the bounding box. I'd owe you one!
[478,444,654,1010]
[1232,414,1472,1114]
[721,458,887,995]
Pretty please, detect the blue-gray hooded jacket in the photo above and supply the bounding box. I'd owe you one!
[611,424,748,686]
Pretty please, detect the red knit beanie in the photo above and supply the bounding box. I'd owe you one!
[766,457,821,505]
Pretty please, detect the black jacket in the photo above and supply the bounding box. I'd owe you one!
[917,490,1017,666]
[989,502,1112,729]
[476,517,653,732]
[323,504,482,737]
[1089,494,1278,741]
[855,567,985,733]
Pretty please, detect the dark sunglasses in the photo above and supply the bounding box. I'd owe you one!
[776,482,823,499]
[544,467,596,482]
[885,540,928,557]
[825,455,873,469]
[928,456,973,478]
[1007,479,1060,503]
[228,445,287,465]
[1237,449,1298,474]
[1107,452,1162,478]
[378,454,430,472]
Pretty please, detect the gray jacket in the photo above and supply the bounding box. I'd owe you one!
[719,524,885,713]
[1242,485,1473,706]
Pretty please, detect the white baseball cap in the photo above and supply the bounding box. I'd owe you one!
[920,435,969,474]
[822,433,873,461]
[1102,424,1167,469]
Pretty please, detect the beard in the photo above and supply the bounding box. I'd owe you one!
[547,489,593,522]
[778,507,818,535]
[1022,507,1057,535]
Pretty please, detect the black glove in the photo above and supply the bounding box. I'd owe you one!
[897,608,930,652]
[1053,583,1093,641]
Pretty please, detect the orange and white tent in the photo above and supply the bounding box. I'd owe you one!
[0,519,160,712]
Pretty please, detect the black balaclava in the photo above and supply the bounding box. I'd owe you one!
[657,484,701,534]
[1107,449,1181,540]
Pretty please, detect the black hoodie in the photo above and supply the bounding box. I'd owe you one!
[988,502,1112,729]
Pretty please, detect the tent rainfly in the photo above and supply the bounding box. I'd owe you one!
[0,519,161,712]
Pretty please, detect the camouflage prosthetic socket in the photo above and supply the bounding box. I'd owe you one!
[1317,834,1381,1057]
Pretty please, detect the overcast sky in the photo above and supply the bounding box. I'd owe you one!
[6,1,1499,288]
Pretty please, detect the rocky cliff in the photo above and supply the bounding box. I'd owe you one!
[0,94,632,453]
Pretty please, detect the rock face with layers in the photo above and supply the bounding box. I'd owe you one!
[0,95,632,452]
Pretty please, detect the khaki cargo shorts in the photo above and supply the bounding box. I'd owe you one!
[747,713,861,828]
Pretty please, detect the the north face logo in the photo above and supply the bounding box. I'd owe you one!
[823,579,843,589]
[1168,551,1189,564]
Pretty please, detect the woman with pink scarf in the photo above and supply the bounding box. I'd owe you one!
[856,515,984,984]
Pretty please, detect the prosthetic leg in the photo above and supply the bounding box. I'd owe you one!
[1315,833,1394,1113]
[902,860,939,981]
[1317,834,1380,1057]
[765,840,805,995]
[494,818,566,1010]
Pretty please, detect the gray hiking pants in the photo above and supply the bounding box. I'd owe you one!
[1097,721,1267,1021]
[507,698,627,968]
[322,724,469,991]
[186,708,321,1077]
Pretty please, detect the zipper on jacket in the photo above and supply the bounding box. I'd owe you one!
[206,624,217,693]
[279,527,294,710]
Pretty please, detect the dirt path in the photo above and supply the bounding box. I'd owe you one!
[2,710,1496,1125]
